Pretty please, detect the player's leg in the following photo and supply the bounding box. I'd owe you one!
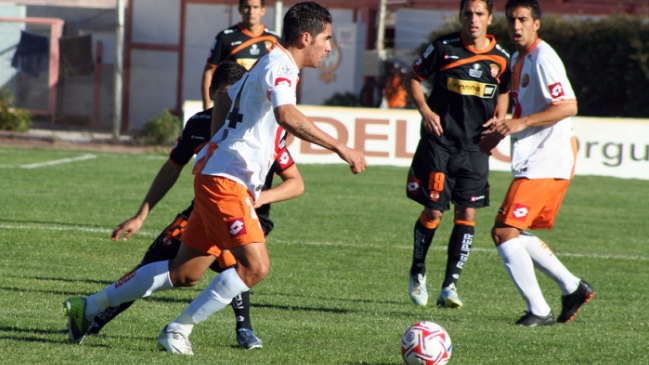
[517,179,594,323]
[436,207,475,308]
[91,214,188,334]
[492,179,554,326]
[209,250,263,349]
[406,141,450,306]
[157,175,267,354]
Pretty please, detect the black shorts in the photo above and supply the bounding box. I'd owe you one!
[406,139,489,211]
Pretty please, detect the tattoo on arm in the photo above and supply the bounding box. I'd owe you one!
[294,122,326,146]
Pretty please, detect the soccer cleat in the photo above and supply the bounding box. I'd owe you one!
[409,272,428,306]
[515,310,556,327]
[236,328,263,350]
[63,296,92,344]
[558,280,595,323]
[436,283,463,308]
[157,325,194,355]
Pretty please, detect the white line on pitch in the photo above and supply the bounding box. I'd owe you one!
[0,222,645,262]
[19,154,97,169]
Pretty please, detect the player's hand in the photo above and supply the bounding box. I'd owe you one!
[421,110,442,136]
[111,217,144,241]
[338,146,367,174]
[478,132,504,155]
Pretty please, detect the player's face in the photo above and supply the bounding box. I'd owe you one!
[239,0,266,28]
[506,6,540,53]
[460,0,492,42]
[304,23,332,68]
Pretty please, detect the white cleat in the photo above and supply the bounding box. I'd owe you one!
[409,273,428,306]
[157,325,193,355]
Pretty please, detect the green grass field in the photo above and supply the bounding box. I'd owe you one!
[0,146,647,364]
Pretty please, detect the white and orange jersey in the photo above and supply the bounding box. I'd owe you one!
[194,43,298,199]
[509,40,576,179]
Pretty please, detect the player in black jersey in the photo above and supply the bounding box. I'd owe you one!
[200,0,280,110]
[87,62,303,350]
[402,0,511,308]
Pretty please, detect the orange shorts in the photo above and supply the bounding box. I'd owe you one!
[180,174,265,257]
[495,178,571,230]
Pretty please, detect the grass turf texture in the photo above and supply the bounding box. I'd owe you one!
[0,146,647,364]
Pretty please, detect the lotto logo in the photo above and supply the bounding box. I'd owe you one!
[511,203,530,221]
[407,177,420,195]
[115,270,136,289]
[548,82,565,99]
[228,218,247,237]
[278,151,292,167]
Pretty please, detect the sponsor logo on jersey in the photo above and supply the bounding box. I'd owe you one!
[423,44,434,58]
[511,203,530,221]
[275,77,291,88]
[470,195,485,202]
[490,63,500,78]
[548,82,565,98]
[228,218,247,237]
[250,44,260,56]
[231,41,242,46]
[469,64,483,78]
[444,54,459,60]
[407,177,420,195]
[522,74,530,87]
[447,77,497,98]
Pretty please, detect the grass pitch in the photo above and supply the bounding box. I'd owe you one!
[0,146,647,364]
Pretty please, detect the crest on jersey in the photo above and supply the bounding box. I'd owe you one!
[522,74,530,87]
[490,63,500,78]
[275,77,291,88]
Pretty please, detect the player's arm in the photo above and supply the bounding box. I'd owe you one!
[402,69,442,136]
[479,101,578,154]
[274,105,367,174]
[111,160,184,241]
[201,64,216,110]
[253,165,304,208]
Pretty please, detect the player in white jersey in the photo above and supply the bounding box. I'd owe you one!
[63,2,367,354]
[479,0,594,327]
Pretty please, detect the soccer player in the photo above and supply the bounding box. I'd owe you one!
[402,0,511,308]
[479,0,594,326]
[80,62,299,349]
[64,2,367,354]
[201,0,279,110]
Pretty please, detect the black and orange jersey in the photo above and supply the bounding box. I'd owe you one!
[168,108,295,234]
[412,32,511,150]
[206,23,279,70]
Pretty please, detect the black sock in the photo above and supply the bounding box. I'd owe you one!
[410,219,437,276]
[91,301,135,333]
[442,223,474,288]
[231,290,252,331]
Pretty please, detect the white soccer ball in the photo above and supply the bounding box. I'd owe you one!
[401,321,452,365]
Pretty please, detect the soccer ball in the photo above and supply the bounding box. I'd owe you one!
[401,321,452,365]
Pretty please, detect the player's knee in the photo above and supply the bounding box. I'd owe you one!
[168,269,202,287]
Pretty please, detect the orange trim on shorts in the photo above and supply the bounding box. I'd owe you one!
[496,178,571,231]
[419,214,440,229]
[217,250,237,269]
[453,219,475,227]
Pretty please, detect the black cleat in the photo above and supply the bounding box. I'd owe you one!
[558,280,595,323]
[515,310,555,327]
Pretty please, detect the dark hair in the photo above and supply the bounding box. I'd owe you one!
[282,2,332,45]
[460,0,493,15]
[239,0,265,9]
[505,0,542,19]
[210,61,247,93]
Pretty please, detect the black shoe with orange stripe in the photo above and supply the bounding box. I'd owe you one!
[558,280,595,323]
